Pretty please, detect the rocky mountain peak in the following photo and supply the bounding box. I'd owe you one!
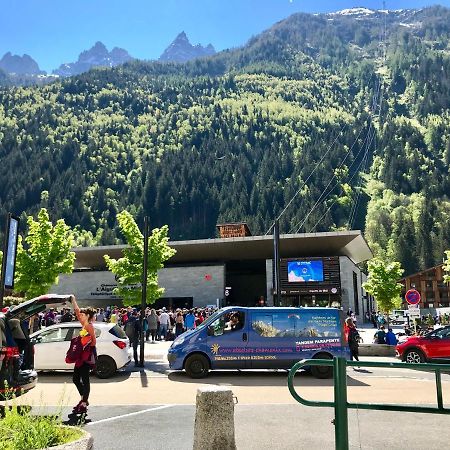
[0,52,44,75]
[53,42,133,77]
[159,32,216,63]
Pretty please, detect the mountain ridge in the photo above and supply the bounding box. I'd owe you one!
[0,52,45,75]
[159,31,216,63]
[0,5,449,275]
[53,41,134,77]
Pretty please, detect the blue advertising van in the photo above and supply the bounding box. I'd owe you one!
[167,307,349,378]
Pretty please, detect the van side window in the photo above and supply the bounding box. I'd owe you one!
[252,313,297,338]
[252,311,340,338]
[209,311,245,337]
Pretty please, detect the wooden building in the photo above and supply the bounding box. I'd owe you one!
[400,264,450,309]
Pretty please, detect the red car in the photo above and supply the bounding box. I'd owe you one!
[396,326,450,364]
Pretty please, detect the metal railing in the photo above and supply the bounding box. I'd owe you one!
[287,357,450,450]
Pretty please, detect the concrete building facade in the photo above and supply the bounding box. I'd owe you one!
[52,230,373,322]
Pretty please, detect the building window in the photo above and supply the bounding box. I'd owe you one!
[353,272,359,315]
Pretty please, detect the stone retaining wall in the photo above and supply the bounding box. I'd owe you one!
[359,344,396,357]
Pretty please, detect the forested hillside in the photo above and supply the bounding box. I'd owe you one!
[0,6,449,275]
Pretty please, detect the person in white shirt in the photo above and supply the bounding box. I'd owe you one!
[159,309,170,340]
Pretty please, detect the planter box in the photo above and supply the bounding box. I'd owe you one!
[359,344,396,357]
[45,428,93,450]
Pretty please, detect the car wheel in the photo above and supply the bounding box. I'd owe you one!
[185,354,210,378]
[311,353,333,379]
[404,349,425,364]
[95,355,117,379]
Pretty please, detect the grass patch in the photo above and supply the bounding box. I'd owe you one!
[0,405,82,450]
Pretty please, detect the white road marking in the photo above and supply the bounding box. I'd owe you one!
[87,404,175,425]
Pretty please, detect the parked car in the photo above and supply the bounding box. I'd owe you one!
[31,322,131,378]
[1,294,70,400]
[389,309,407,325]
[168,306,349,379]
[396,325,450,363]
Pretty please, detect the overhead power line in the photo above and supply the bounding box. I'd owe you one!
[264,123,348,235]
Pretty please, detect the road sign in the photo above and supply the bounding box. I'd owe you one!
[407,304,419,310]
[407,308,420,318]
[405,289,421,305]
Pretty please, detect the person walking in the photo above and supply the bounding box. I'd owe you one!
[146,309,158,343]
[184,310,195,331]
[345,317,360,362]
[175,311,185,337]
[125,310,141,366]
[70,295,97,416]
[159,308,170,340]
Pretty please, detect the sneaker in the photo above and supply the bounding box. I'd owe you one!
[74,403,88,414]
[72,401,81,412]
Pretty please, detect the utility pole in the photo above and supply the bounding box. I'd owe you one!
[139,216,149,367]
[273,219,281,307]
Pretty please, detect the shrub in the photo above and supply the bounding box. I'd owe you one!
[0,405,82,450]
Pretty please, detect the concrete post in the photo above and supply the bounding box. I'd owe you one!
[193,386,236,450]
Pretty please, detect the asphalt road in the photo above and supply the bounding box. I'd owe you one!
[13,340,450,449]
[47,403,449,450]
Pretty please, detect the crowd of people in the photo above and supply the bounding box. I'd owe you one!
[26,304,218,366]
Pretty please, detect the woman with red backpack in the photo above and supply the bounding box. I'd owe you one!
[69,295,97,416]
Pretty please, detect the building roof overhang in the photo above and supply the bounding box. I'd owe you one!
[73,230,372,269]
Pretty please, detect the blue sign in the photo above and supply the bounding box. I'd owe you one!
[3,215,19,289]
[405,289,421,305]
[287,260,324,283]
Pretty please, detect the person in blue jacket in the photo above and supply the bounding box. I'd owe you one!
[385,328,398,345]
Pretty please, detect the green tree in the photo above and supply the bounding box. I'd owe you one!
[104,211,176,306]
[15,208,75,299]
[363,259,404,320]
[444,250,450,284]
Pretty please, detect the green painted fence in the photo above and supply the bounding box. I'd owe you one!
[287,357,450,450]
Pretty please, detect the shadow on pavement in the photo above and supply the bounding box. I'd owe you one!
[167,370,368,387]
[139,369,149,387]
[35,370,132,383]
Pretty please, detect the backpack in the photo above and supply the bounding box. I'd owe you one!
[65,336,84,364]
[125,319,136,339]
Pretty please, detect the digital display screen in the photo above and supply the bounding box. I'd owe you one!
[287,260,324,283]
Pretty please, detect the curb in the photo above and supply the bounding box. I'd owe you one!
[46,428,93,450]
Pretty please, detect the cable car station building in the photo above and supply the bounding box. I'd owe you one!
[55,223,373,322]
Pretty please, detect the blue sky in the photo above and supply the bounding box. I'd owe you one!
[2,0,449,72]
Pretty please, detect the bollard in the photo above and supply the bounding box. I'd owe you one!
[193,386,236,450]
